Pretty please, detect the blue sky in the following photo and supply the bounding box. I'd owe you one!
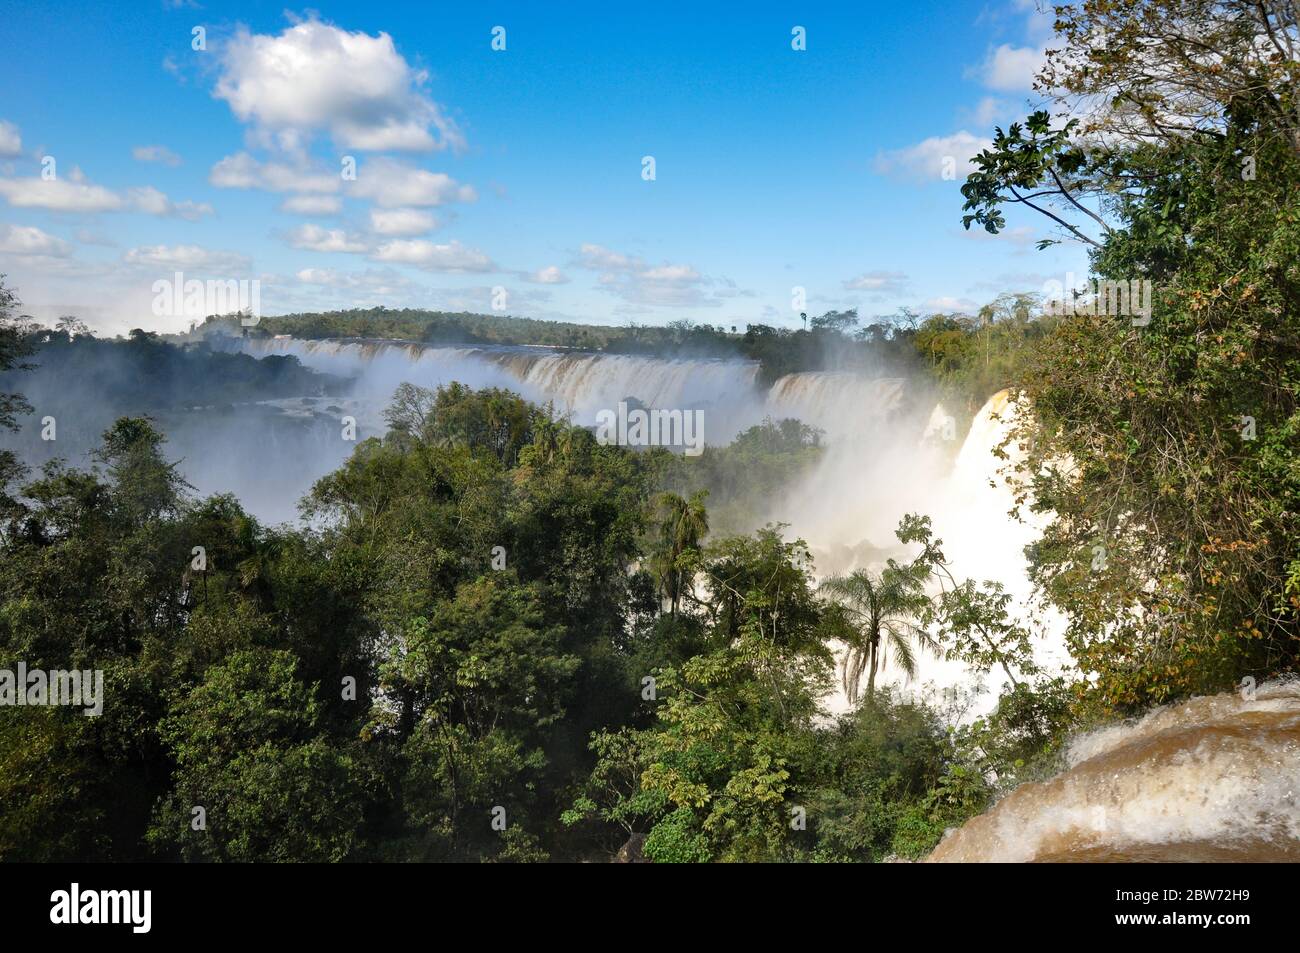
[0,0,1090,334]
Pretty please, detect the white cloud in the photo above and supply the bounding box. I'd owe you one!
[293,266,416,294]
[125,186,213,220]
[0,175,123,212]
[641,264,700,282]
[966,96,1014,128]
[0,174,210,218]
[132,145,182,166]
[347,157,476,208]
[527,265,568,285]
[74,228,116,247]
[873,131,991,184]
[0,120,21,157]
[209,152,339,193]
[0,223,71,257]
[975,44,1046,92]
[577,244,635,271]
[1017,0,1057,43]
[280,194,343,215]
[123,244,251,273]
[214,17,464,152]
[843,271,909,295]
[285,223,367,253]
[575,243,717,307]
[370,238,495,272]
[368,207,437,236]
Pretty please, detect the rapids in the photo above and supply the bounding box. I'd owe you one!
[927,680,1300,862]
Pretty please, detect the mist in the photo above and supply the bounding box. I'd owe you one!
[2,332,1066,712]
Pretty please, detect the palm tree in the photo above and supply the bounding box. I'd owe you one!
[819,564,935,704]
[652,491,709,616]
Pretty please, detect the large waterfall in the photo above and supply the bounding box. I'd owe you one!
[235,337,908,440]
[228,340,1060,702]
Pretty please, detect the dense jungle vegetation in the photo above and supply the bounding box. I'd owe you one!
[0,0,1297,861]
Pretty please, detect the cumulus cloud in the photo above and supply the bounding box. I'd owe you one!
[132,145,182,166]
[368,207,437,236]
[123,244,251,273]
[0,223,72,257]
[369,238,495,272]
[873,131,991,184]
[209,152,339,193]
[964,96,1015,128]
[924,295,979,313]
[214,17,464,152]
[293,266,416,294]
[526,265,568,285]
[575,243,720,308]
[347,157,476,208]
[74,228,117,247]
[368,239,491,271]
[0,175,123,213]
[973,44,1046,92]
[0,172,210,218]
[125,186,213,220]
[285,223,368,253]
[0,120,22,157]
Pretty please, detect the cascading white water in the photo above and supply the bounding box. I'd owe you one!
[229,340,1058,703]
[774,386,1068,714]
[201,340,1061,713]
[55,335,1284,859]
[764,372,906,440]
[234,337,907,441]
[927,679,1300,862]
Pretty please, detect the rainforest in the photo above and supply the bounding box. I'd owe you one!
[0,0,1298,868]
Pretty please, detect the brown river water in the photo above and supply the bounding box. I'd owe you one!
[927,681,1300,862]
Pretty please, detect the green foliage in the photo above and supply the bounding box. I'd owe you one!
[643,807,712,863]
[654,418,824,536]
[148,648,367,862]
[42,1,1300,852]
[975,79,1300,711]
[0,351,1086,863]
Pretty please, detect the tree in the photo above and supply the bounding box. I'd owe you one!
[0,278,35,505]
[818,563,934,705]
[960,0,1300,707]
[896,514,1039,690]
[0,277,34,427]
[148,648,368,862]
[961,110,1107,249]
[650,490,709,615]
[1041,0,1300,154]
[92,418,192,523]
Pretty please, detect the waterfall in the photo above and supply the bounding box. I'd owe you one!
[765,372,906,439]
[233,338,907,441]
[778,386,1068,714]
[241,343,1056,707]
[927,680,1300,862]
